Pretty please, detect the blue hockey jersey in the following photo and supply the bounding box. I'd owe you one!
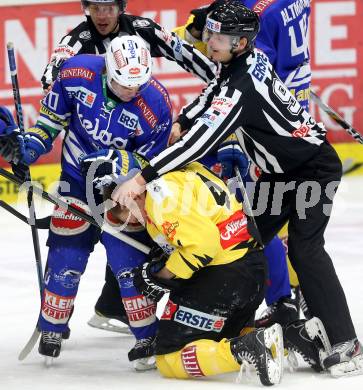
[35,54,172,180]
[243,0,311,108]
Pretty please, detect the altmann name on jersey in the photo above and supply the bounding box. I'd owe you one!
[118,109,139,130]
[66,86,96,108]
[174,305,226,333]
[281,0,310,26]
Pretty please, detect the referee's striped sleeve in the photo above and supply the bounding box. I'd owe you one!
[141,87,243,182]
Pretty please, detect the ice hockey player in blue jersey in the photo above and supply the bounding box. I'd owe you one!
[242,0,311,111]
[0,35,172,369]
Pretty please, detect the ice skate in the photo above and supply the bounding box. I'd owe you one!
[231,323,284,386]
[128,336,156,371]
[255,297,299,328]
[38,331,62,366]
[284,317,331,372]
[324,338,363,377]
[87,310,131,334]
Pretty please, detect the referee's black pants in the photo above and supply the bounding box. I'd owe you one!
[252,141,356,345]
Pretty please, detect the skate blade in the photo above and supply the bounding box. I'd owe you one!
[264,323,284,384]
[287,350,299,372]
[87,314,131,335]
[305,317,332,354]
[133,356,156,372]
[330,355,363,378]
[44,356,54,367]
[235,361,253,384]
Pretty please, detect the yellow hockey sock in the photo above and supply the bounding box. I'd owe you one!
[156,338,240,379]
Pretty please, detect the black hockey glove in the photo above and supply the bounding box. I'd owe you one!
[146,244,169,263]
[190,0,224,32]
[0,106,22,164]
[132,259,180,302]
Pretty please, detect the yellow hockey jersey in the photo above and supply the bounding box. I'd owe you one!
[145,162,257,279]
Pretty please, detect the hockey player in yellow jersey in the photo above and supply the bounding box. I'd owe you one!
[81,149,332,384]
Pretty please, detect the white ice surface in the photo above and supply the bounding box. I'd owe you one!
[1,176,363,389]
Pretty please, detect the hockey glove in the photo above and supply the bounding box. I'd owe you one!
[0,106,22,163]
[81,149,146,189]
[16,128,52,166]
[132,260,180,302]
[217,133,249,180]
[190,0,224,32]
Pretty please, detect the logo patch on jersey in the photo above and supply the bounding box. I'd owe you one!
[54,44,76,58]
[152,234,176,255]
[181,346,205,377]
[76,104,128,148]
[174,305,226,333]
[79,30,92,40]
[161,299,178,320]
[60,67,95,81]
[135,96,157,128]
[50,197,90,236]
[118,109,139,130]
[132,19,150,28]
[65,86,96,108]
[117,268,134,289]
[162,221,179,241]
[54,268,82,289]
[249,50,269,82]
[217,210,251,249]
[42,289,75,324]
[292,124,310,138]
[211,96,234,115]
[253,0,277,15]
[149,79,172,110]
[122,295,157,327]
[249,162,262,182]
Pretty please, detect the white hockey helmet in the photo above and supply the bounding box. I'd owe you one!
[105,35,152,90]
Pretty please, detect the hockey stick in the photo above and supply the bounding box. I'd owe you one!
[7,42,44,297]
[233,128,266,247]
[233,166,264,248]
[0,168,151,254]
[0,168,150,360]
[0,200,51,229]
[6,41,45,361]
[310,91,363,144]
